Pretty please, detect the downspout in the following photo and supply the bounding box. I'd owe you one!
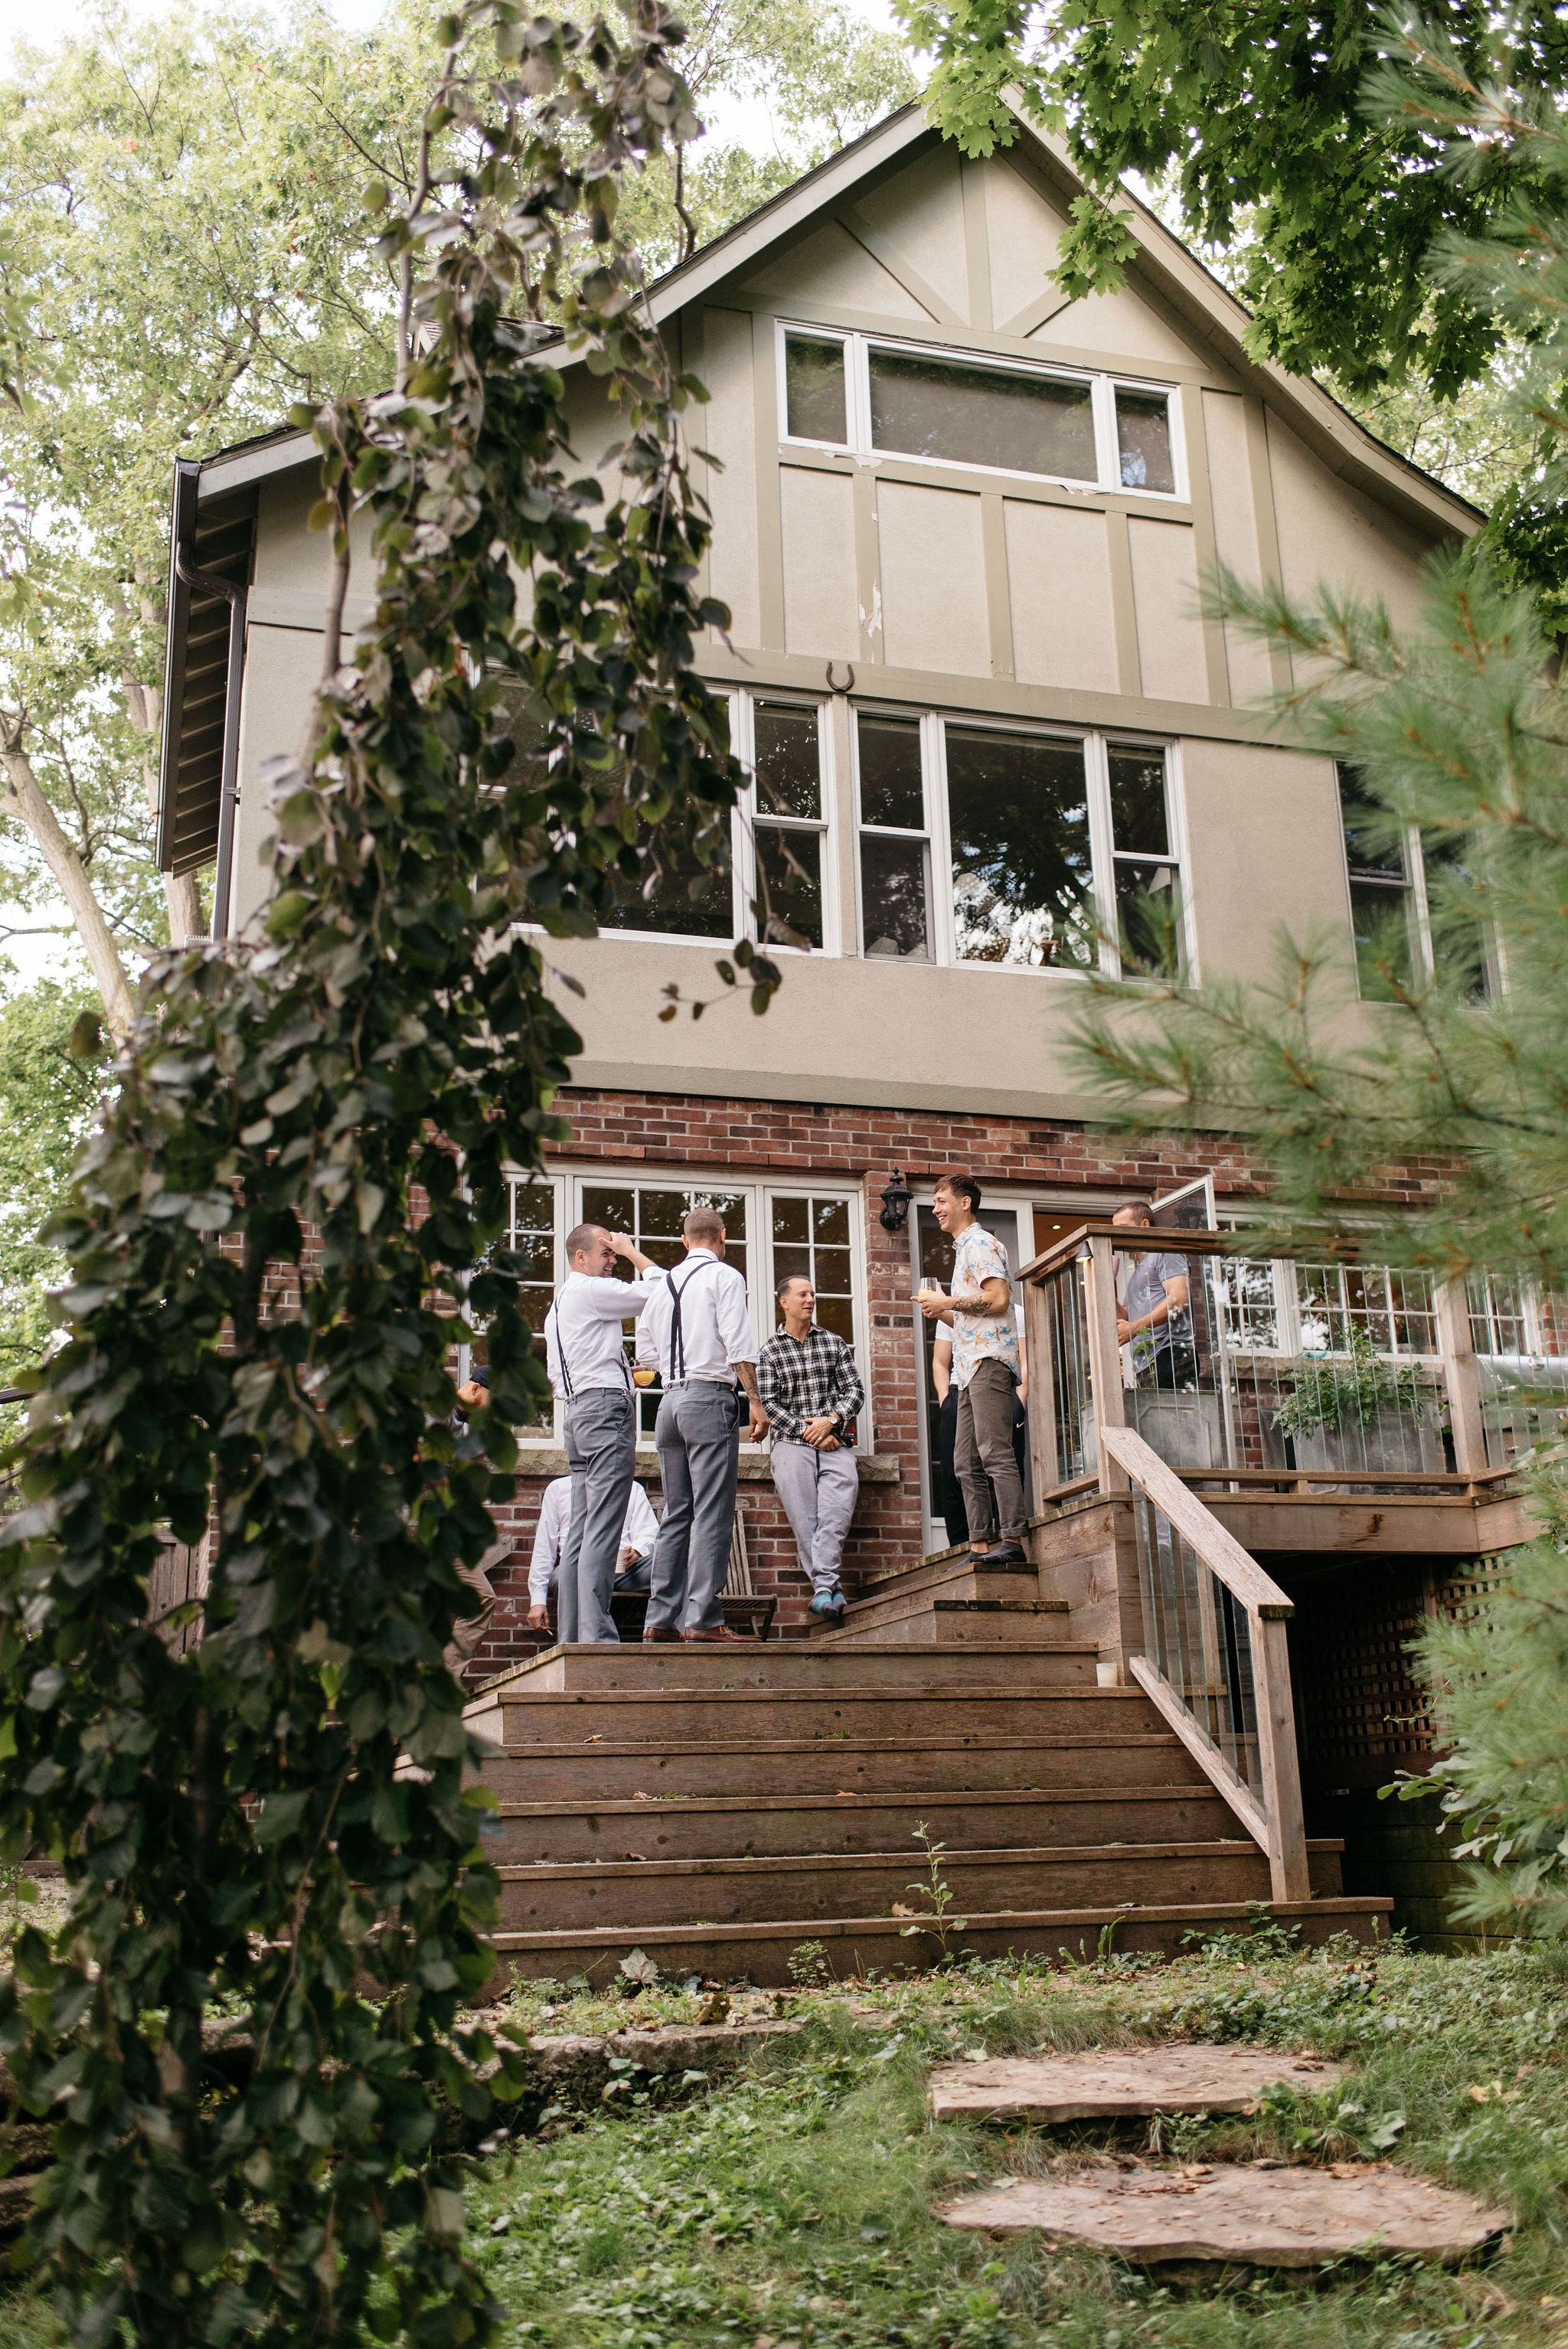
[172,534,248,943]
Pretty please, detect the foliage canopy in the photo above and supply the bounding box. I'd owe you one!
[0,2,773,2341]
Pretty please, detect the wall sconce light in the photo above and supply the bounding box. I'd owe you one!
[878,1168,912,1233]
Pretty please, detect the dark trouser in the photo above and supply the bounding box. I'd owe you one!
[938,1390,968,1547]
[647,1381,741,1634]
[954,1359,1024,1546]
[557,1387,635,1645]
[1150,1344,1198,1391]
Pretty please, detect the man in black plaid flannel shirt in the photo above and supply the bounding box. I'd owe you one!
[757,1275,865,1623]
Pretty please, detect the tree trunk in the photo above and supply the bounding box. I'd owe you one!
[0,736,133,1037]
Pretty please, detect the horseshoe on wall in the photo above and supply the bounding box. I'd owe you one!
[825,660,856,695]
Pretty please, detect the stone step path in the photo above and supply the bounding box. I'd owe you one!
[940,2164,1508,2266]
[928,2044,1344,2124]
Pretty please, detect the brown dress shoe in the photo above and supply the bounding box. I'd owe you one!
[680,1625,748,1643]
[642,1628,681,1643]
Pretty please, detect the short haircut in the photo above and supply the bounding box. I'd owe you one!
[933,1167,981,1214]
[684,1205,725,1244]
[776,1272,812,1302]
[1114,1199,1153,1224]
[468,1364,490,1387]
[564,1220,607,1263]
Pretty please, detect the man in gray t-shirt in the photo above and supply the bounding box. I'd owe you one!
[1112,1203,1193,1387]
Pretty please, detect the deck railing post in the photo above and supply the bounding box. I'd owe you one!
[1023,1273,1057,1505]
[1086,1237,1128,1492]
[1435,1276,1487,1477]
[1251,1609,1312,1903]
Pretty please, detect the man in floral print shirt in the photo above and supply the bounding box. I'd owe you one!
[920,1168,1027,1563]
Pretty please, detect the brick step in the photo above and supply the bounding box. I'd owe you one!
[483,1893,1390,1991]
[486,1684,1164,1746]
[479,1731,1208,1802]
[496,1642,1097,1700]
[812,1600,1072,1648]
[495,1838,1346,1931]
[488,1783,1237,1865]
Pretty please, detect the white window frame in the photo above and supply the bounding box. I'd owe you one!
[776,319,1189,502]
[1336,762,1501,1001]
[496,1166,871,1451]
[733,690,841,959]
[852,707,1187,982]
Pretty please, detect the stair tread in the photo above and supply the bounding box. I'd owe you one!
[490,1733,1187,1758]
[489,1893,1393,1950]
[496,1836,1345,1881]
[495,1785,1225,1818]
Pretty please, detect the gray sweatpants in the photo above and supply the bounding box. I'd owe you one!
[954,1357,1024,1544]
[647,1381,741,1634]
[771,1440,858,1596]
[557,1387,635,1645]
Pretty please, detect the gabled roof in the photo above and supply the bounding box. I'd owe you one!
[194,92,1481,544]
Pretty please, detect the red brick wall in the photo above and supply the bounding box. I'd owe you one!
[459,1088,1454,1684]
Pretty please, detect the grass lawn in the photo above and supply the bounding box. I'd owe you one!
[5,1925,1568,2345]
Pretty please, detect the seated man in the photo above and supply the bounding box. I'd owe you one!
[526,1475,661,1632]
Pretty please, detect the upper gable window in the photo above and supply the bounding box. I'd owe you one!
[868,348,1098,480]
[779,323,1183,498]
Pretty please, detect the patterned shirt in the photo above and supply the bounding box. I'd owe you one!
[756,1325,865,1446]
[949,1222,1021,1390]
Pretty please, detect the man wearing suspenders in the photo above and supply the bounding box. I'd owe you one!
[544,1223,660,1644]
[635,1206,767,1642]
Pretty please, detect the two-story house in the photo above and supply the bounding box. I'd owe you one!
[158,100,1540,1944]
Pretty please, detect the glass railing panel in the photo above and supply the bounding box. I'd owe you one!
[1129,1486,1262,1803]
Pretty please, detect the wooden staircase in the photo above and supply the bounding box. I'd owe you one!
[468,1580,1392,1988]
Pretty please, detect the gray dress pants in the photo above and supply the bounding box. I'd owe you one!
[646,1381,742,1634]
[770,1440,859,1595]
[557,1387,635,1645]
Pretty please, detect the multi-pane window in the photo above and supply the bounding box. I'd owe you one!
[467,1177,561,1426]
[582,1180,750,1433]
[856,714,933,961]
[780,322,1181,498]
[1294,1263,1437,1358]
[749,701,829,952]
[495,1174,866,1442]
[853,715,1183,979]
[770,1195,854,1341]
[1214,1230,1438,1361]
[1338,763,1494,1002]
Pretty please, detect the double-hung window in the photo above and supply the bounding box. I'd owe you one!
[1338,763,1494,1001]
[853,711,1186,978]
[737,696,833,953]
[781,322,1183,498]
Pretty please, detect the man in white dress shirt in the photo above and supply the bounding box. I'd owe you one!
[545,1223,659,1644]
[526,1476,661,1629]
[635,1205,767,1642]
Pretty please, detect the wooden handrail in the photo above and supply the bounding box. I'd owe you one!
[1101,1429,1293,1619]
[1102,1423,1310,1906]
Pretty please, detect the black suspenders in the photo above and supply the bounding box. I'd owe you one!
[665,1257,729,1383]
[548,1293,631,1402]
